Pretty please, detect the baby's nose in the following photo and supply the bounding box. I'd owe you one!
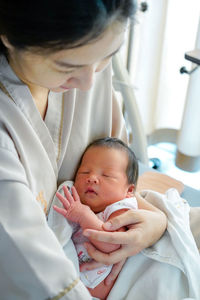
[87,175,98,184]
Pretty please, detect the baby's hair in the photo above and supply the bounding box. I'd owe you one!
[82,137,138,185]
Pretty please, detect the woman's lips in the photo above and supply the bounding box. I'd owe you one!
[60,85,70,90]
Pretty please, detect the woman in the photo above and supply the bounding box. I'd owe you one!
[0,1,167,299]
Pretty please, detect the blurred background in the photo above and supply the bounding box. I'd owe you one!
[114,0,200,190]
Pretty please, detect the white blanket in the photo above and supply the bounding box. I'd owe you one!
[107,189,200,300]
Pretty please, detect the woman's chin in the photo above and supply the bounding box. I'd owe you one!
[50,86,71,93]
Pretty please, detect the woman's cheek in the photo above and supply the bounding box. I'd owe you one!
[96,58,111,73]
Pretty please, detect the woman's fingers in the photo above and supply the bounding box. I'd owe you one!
[83,228,133,245]
[84,242,136,265]
[84,242,116,264]
[103,209,142,231]
[104,259,126,286]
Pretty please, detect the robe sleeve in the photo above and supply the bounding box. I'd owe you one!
[0,146,91,300]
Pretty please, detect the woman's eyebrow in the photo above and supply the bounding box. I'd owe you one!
[54,45,123,68]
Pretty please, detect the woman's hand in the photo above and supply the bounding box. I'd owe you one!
[83,194,167,265]
[80,259,126,286]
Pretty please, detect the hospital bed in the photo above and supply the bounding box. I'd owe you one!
[112,53,200,208]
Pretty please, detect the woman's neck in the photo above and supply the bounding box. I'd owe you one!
[28,84,49,120]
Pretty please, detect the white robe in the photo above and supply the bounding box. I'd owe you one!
[0,55,126,300]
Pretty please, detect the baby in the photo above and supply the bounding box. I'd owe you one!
[54,137,138,299]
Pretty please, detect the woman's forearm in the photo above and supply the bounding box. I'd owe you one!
[136,193,167,245]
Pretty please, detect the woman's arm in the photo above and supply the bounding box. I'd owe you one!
[0,148,91,300]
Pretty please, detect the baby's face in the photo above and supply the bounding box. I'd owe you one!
[74,146,134,213]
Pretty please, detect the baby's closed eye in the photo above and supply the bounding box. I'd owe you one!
[79,171,89,174]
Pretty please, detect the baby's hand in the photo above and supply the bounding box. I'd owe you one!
[54,185,86,223]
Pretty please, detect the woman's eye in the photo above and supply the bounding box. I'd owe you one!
[103,174,109,177]
[59,70,73,74]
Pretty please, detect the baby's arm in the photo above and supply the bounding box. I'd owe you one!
[54,185,121,253]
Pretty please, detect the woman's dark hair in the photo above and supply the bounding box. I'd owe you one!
[82,137,138,185]
[0,0,137,54]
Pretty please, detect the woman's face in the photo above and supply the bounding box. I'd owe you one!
[4,22,125,92]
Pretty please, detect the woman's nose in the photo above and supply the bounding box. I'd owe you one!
[67,65,96,91]
[86,174,99,184]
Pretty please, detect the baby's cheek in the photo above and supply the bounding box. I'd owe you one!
[74,181,81,194]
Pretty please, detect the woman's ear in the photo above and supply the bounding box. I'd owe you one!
[126,184,135,198]
[0,35,14,51]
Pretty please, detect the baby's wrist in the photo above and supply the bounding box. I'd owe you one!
[79,205,92,226]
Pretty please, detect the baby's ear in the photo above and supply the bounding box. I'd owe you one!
[126,184,135,198]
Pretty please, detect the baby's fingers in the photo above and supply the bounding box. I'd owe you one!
[63,185,74,204]
[71,186,81,202]
[53,205,67,217]
[56,191,70,209]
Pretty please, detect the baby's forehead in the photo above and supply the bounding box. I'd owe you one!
[80,145,129,166]
[84,145,127,157]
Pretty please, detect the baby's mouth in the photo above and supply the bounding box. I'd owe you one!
[85,187,97,195]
